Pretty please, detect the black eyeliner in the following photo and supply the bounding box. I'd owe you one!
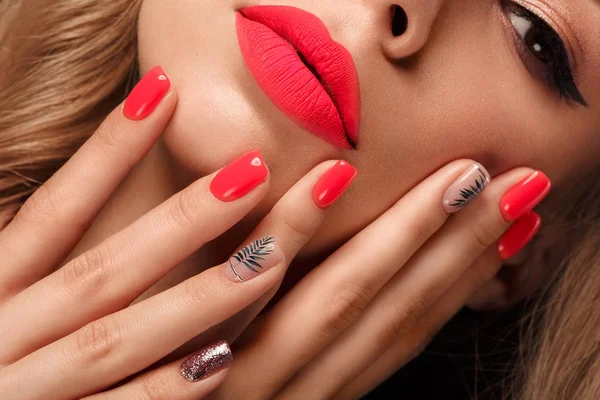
[508,2,588,107]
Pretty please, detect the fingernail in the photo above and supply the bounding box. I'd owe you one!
[312,161,357,209]
[500,171,552,222]
[123,66,171,121]
[180,340,233,382]
[224,236,283,282]
[210,150,269,202]
[498,211,542,260]
[442,163,490,214]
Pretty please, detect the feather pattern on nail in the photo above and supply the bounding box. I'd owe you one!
[449,172,488,209]
[231,236,275,273]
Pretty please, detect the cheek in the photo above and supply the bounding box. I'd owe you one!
[137,0,344,183]
[138,0,255,175]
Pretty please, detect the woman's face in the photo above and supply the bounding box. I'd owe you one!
[137,0,600,253]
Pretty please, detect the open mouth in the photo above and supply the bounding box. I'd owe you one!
[236,6,361,149]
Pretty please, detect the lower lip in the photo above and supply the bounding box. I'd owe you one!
[235,10,358,149]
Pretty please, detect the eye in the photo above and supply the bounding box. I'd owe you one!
[504,2,587,106]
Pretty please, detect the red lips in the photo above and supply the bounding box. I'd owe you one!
[236,6,361,149]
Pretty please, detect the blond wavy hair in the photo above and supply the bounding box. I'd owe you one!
[0,1,598,398]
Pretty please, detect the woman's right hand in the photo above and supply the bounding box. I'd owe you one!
[0,66,356,400]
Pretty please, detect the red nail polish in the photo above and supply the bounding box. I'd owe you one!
[312,161,357,209]
[123,66,171,121]
[498,211,542,260]
[500,171,551,222]
[210,150,268,202]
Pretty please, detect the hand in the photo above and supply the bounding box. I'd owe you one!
[0,67,357,400]
[209,161,551,399]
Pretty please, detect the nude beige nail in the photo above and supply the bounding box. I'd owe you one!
[442,163,491,214]
[223,236,283,282]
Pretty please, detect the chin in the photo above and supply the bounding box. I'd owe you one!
[137,1,431,256]
[161,111,367,255]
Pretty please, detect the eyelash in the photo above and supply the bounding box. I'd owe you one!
[502,1,588,107]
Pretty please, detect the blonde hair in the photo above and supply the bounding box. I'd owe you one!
[0,0,141,227]
[0,1,598,398]
[510,170,600,399]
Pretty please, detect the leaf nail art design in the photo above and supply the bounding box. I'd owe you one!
[228,236,276,282]
[449,171,488,209]
[442,163,491,214]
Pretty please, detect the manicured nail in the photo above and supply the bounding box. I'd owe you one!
[123,66,171,121]
[500,171,551,222]
[443,163,490,214]
[210,150,268,202]
[180,340,233,382]
[498,211,542,260]
[312,161,357,209]
[224,236,283,282]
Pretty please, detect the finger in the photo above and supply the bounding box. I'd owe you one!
[85,341,232,400]
[174,160,358,355]
[0,151,270,364]
[0,160,355,399]
[467,245,540,311]
[0,66,176,297]
[215,160,492,399]
[282,172,547,399]
[332,243,516,400]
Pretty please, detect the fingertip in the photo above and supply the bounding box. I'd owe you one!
[209,150,270,203]
[122,65,174,121]
[312,160,358,209]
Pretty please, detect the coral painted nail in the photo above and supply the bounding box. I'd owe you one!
[312,161,357,209]
[501,171,551,222]
[210,150,268,202]
[498,211,542,260]
[123,66,171,121]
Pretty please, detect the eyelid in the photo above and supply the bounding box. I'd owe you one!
[510,0,583,76]
[502,6,555,89]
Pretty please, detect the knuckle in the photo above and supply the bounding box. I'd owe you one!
[380,298,428,344]
[321,281,373,337]
[276,209,319,248]
[61,247,111,296]
[139,373,171,400]
[18,184,64,224]
[75,318,120,363]
[407,213,443,247]
[95,112,124,152]
[166,189,200,231]
[467,221,505,258]
[181,277,211,307]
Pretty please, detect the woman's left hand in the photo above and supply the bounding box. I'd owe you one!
[208,161,551,400]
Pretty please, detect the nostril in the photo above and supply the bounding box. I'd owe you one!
[391,5,408,36]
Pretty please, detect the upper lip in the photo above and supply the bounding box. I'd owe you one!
[236,6,361,149]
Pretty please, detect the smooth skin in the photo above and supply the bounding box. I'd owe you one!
[5,0,594,397]
[131,0,600,338]
[0,70,546,399]
[0,82,346,399]
[209,163,540,400]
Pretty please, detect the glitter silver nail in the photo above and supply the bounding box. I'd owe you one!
[180,340,233,382]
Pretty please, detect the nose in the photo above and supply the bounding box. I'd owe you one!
[381,0,445,60]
